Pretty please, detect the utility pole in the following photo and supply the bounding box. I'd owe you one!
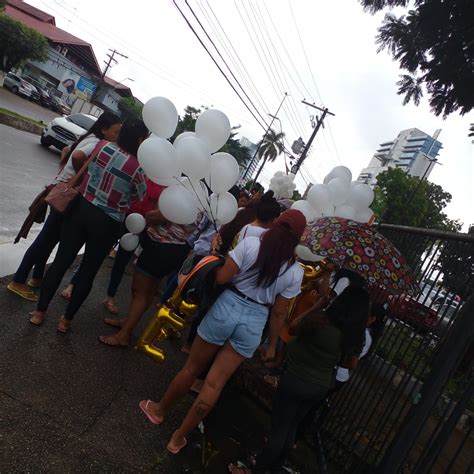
[291,101,335,176]
[102,49,128,78]
[242,92,288,183]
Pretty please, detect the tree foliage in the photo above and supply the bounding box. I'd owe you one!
[253,128,285,183]
[372,168,461,231]
[0,14,48,71]
[360,0,474,117]
[118,96,143,120]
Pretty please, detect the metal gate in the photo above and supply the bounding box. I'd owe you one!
[320,224,474,473]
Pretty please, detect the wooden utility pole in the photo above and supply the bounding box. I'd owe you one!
[102,49,128,78]
[291,101,335,175]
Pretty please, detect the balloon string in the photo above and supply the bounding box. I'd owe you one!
[200,178,218,232]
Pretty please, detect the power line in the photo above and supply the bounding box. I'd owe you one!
[102,48,127,78]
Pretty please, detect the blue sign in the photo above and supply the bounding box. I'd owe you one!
[77,76,97,96]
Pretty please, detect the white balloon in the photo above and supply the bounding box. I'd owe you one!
[120,233,139,251]
[334,204,356,220]
[138,136,179,180]
[350,180,361,188]
[291,200,319,223]
[149,176,176,186]
[209,192,238,225]
[275,171,285,177]
[142,97,178,139]
[175,136,211,180]
[288,173,296,182]
[349,184,375,208]
[179,177,210,213]
[307,184,331,211]
[173,131,196,146]
[323,172,334,184]
[327,177,350,206]
[209,152,240,193]
[330,166,352,183]
[125,213,146,234]
[321,205,335,217]
[159,185,198,225]
[195,109,231,153]
[354,207,374,224]
[295,245,326,262]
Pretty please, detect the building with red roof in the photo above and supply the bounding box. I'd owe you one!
[4,0,133,114]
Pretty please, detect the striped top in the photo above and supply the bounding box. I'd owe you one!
[79,142,147,222]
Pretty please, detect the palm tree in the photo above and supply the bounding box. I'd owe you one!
[253,128,285,183]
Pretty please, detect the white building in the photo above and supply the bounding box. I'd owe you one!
[239,137,259,181]
[358,128,442,187]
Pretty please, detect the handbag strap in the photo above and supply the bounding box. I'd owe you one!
[67,139,106,188]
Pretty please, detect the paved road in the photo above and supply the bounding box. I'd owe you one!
[0,124,61,276]
[0,86,59,124]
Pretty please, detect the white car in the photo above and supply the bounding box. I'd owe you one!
[40,113,97,150]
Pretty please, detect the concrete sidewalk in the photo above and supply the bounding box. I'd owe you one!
[0,259,267,473]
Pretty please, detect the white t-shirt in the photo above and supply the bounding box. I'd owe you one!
[55,135,99,183]
[229,236,304,305]
[237,223,267,243]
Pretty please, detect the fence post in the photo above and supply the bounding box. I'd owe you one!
[376,295,474,473]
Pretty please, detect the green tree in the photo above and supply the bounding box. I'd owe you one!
[174,105,201,136]
[373,168,461,231]
[360,0,474,117]
[0,15,48,71]
[292,189,303,201]
[253,128,285,183]
[118,96,143,120]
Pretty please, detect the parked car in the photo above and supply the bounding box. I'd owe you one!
[3,72,37,99]
[22,76,53,107]
[435,302,461,335]
[50,96,72,115]
[40,113,97,150]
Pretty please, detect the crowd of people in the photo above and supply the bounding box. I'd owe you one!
[8,112,377,473]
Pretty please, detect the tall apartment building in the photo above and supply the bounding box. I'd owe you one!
[239,137,259,180]
[358,128,442,187]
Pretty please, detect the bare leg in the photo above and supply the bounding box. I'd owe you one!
[144,336,221,422]
[60,283,74,300]
[167,341,246,453]
[99,271,158,346]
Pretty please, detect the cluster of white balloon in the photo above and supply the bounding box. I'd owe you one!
[268,171,297,199]
[291,166,375,224]
[136,97,241,227]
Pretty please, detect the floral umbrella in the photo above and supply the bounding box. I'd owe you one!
[300,216,416,294]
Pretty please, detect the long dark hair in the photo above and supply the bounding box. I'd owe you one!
[252,222,300,288]
[118,118,149,157]
[327,286,370,356]
[255,190,281,223]
[60,112,121,167]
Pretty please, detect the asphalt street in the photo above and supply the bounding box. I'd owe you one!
[0,86,59,124]
[0,124,61,276]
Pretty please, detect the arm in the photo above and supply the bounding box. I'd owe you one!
[316,263,336,299]
[261,295,291,361]
[288,296,330,336]
[71,150,87,172]
[214,256,239,285]
[59,146,70,168]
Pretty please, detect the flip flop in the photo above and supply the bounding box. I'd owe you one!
[57,316,71,333]
[138,400,163,425]
[167,436,187,455]
[29,311,46,326]
[103,300,119,314]
[98,335,128,348]
[7,283,38,302]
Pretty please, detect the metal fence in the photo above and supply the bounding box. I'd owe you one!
[319,223,474,473]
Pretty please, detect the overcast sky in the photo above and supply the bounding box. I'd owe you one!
[30,0,473,230]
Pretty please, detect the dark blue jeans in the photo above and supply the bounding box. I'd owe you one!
[254,371,328,473]
[13,209,64,284]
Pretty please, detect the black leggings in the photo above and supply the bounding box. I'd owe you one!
[37,197,121,320]
[13,209,64,283]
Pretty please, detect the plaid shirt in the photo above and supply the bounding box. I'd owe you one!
[79,142,147,222]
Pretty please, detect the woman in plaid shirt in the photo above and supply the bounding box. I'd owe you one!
[29,119,149,333]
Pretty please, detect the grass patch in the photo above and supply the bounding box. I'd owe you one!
[0,106,44,126]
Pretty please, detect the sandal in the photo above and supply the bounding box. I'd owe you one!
[57,316,71,333]
[98,335,128,348]
[103,300,119,314]
[7,283,38,302]
[27,279,42,289]
[167,433,187,455]
[29,310,46,326]
[138,400,163,425]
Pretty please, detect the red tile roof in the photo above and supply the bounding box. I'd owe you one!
[5,0,102,76]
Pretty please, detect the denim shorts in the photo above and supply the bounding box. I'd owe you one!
[197,289,269,358]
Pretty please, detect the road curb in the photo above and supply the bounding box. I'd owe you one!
[0,110,44,135]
